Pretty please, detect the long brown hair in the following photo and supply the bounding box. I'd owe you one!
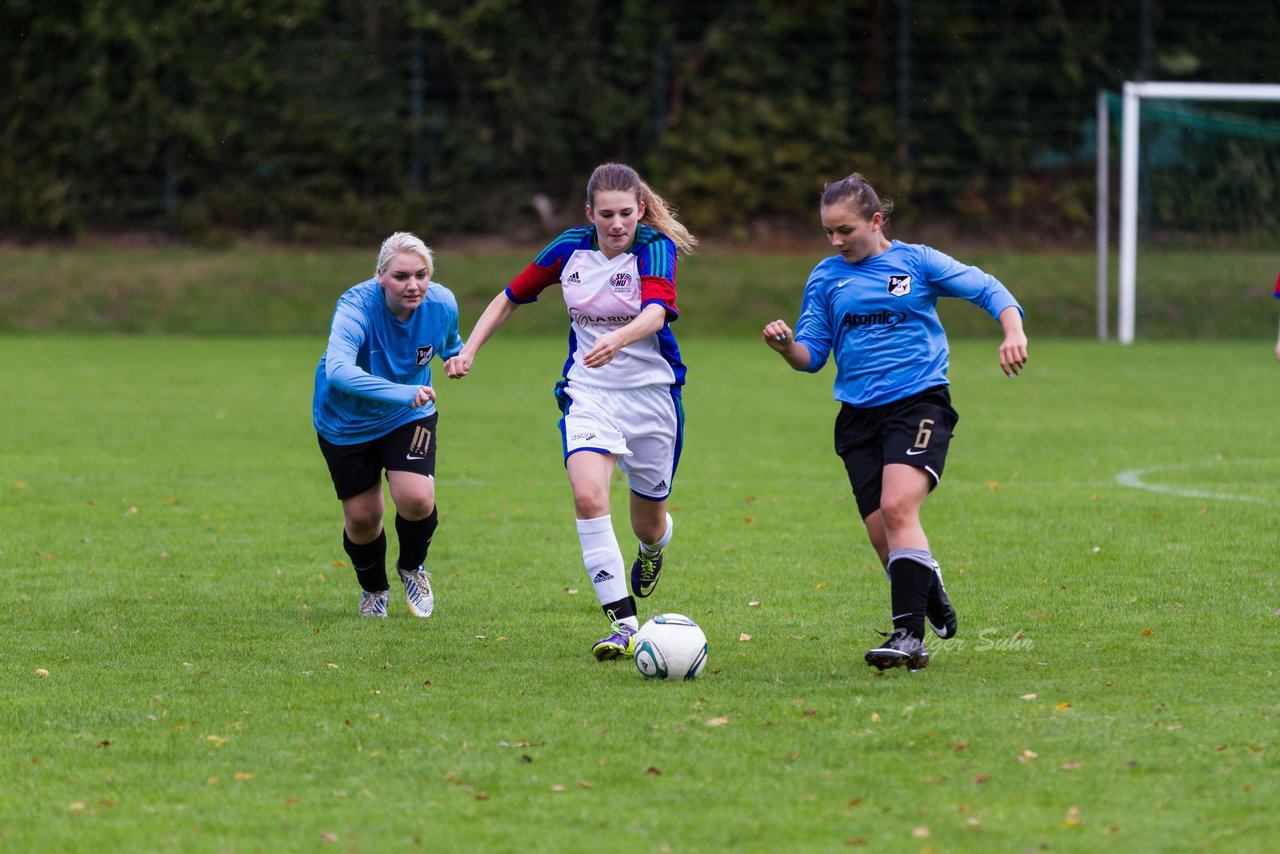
[586,163,697,255]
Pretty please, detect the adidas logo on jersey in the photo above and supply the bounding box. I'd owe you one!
[566,271,581,283]
[592,569,614,583]
[655,480,668,492]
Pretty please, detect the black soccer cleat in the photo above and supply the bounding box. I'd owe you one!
[926,559,958,639]
[630,548,664,598]
[865,628,929,672]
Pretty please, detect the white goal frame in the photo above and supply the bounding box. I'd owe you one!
[1096,81,1280,343]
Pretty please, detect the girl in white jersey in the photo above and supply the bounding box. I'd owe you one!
[445,163,697,660]
[762,173,1028,672]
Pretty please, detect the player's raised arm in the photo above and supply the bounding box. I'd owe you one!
[445,291,519,378]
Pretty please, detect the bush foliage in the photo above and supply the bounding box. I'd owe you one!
[3,1,1278,240]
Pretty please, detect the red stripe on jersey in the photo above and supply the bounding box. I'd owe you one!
[508,260,564,302]
[1274,269,1280,298]
[640,274,679,315]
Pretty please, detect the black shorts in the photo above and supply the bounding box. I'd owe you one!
[834,385,959,520]
[317,414,439,500]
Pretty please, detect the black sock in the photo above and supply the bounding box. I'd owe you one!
[395,508,437,571]
[888,556,932,638]
[601,595,638,622]
[345,529,388,593]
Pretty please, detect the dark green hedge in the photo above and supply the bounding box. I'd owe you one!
[3,1,1279,240]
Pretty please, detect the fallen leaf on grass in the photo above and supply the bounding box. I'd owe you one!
[1018,749,1038,763]
[706,716,730,727]
[35,668,49,677]
[646,766,662,776]
[739,633,752,642]
[1020,693,1038,700]
[1062,805,1082,828]
[1055,702,1072,711]
[550,784,566,792]
[912,826,932,838]
[321,831,338,842]
[234,772,254,780]
[748,601,761,607]
[1141,629,1153,637]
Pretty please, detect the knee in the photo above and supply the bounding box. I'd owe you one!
[878,495,919,531]
[345,508,383,539]
[396,495,436,521]
[573,487,609,519]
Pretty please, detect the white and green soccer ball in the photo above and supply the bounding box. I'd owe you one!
[634,613,708,680]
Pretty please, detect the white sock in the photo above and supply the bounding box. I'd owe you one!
[576,515,629,614]
[639,512,674,557]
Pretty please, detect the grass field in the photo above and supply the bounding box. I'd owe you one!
[2,240,1277,340]
[2,332,1277,852]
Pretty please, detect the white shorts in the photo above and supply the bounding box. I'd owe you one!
[555,380,684,500]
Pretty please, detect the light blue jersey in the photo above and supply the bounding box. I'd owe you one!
[795,240,1022,407]
[313,278,463,444]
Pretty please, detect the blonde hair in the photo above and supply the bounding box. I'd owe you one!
[820,173,894,227]
[586,163,697,255]
[375,231,434,278]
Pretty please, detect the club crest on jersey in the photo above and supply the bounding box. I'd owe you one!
[609,272,633,291]
[887,275,912,297]
[416,345,434,365]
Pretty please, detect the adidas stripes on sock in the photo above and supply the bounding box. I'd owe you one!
[577,515,632,620]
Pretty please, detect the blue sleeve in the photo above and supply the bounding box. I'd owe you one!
[438,288,464,360]
[794,267,834,373]
[324,299,417,406]
[922,246,1022,320]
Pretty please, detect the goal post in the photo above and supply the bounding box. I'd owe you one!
[1097,81,1280,344]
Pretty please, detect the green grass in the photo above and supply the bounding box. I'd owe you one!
[1,333,1277,852]
[1,240,1276,339]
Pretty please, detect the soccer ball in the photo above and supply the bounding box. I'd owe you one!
[633,613,708,680]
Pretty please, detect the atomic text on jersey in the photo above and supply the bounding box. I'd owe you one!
[794,240,1021,407]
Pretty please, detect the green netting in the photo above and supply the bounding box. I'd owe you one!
[1104,90,1280,248]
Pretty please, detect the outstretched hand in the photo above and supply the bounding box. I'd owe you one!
[444,352,472,379]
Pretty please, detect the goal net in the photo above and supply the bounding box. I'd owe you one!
[1096,82,1280,342]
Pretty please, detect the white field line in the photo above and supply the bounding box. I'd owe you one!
[1116,461,1270,504]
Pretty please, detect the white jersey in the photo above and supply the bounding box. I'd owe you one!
[505,225,686,389]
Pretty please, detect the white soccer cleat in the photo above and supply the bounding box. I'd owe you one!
[398,566,434,617]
